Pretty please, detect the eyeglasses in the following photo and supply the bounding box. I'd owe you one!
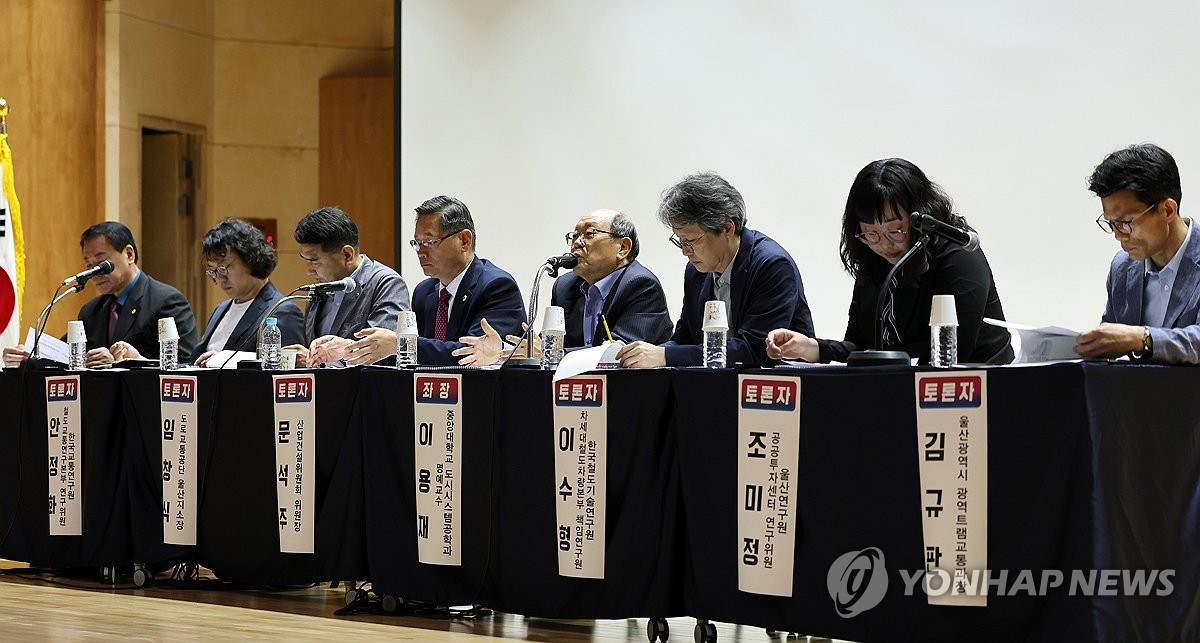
[565,228,621,246]
[205,261,232,282]
[668,232,706,252]
[1096,202,1157,235]
[409,230,458,250]
[855,227,908,245]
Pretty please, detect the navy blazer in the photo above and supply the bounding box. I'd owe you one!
[75,271,199,363]
[413,256,527,365]
[194,281,304,359]
[1103,219,1200,364]
[551,259,673,347]
[664,228,814,367]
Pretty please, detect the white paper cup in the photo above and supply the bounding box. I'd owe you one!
[702,300,729,332]
[929,294,959,327]
[281,347,298,370]
[158,317,180,341]
[66,320,87,343]
[396,310,418,337]
[541,305,566,336]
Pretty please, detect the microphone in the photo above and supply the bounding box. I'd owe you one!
[61,260,115,286]
[910,212,980,251]
[546,253,579,270]
[297,277,356,294]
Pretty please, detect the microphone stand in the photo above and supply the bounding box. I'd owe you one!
[502,260,561,369]
[846,235,931,367]
[24,282,82,369]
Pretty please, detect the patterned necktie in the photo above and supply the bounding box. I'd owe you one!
[583,284,603,346]
[107,300,120,344]
[434,288,451,341]
[881,275,902,347]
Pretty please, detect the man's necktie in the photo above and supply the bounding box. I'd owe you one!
[107,300,120,344]
[434,288,451,341]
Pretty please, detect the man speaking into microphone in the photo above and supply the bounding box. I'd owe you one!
[2,221,198,367]
[294,207,410,366]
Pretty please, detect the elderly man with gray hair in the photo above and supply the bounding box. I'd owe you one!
[618,172,814,368]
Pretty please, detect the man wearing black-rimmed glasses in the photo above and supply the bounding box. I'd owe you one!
[1077,143,1200,364]
[551,209,673,348]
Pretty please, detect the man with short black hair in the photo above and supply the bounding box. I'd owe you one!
[2,221,198,367]
[1076,143,1200,364]
[296,206,410,366]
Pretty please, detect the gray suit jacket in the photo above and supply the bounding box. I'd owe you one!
[1103,219,1200,364]
[303,255,411,344]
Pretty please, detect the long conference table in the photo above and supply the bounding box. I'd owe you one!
[0,362,1197,642]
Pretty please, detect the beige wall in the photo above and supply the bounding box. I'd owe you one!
[105,0,392,332]
[0,0,102,337]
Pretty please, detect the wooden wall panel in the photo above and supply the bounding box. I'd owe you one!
[0,0,102,337]
[318,76,396,269]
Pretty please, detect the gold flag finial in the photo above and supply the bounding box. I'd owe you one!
[0,98,8,135]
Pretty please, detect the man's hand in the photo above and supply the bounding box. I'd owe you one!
[344,327,399,366]
[503,322,542,359]
[617,341,666,368]
[85,347,115,368]
[307,337,349,366]
[451,318,505,366]
[2,345,30,368]
[110,341,144,362]
[1075,323,1145,359]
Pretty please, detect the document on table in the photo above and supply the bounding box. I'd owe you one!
[23,327,70,363]
[552,341,624,382]
[984,318,1081,363]
[202,350,256,369]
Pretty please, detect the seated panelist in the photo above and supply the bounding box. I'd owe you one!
[2,221,197,368]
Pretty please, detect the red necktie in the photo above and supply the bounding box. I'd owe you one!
[434,288,450,341]
[107,301,120,344]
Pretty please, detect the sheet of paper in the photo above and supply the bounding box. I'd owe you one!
[984,318,1081,363]
[23,327,70,363]
[203,350,256,369]
[552,341,624,382]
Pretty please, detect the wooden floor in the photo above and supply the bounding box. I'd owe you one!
[0,560,850,642]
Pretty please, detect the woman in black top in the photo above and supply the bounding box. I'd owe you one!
[767,158,1014,364]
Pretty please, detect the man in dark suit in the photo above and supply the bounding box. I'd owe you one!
[3,221,198,367]
[314,196,526,367]
[553,209,672,347]
[1076,143,1200,364]
[618,172,814,368]
[294,207,410,367]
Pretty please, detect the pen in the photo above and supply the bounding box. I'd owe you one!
[601,314,615,342]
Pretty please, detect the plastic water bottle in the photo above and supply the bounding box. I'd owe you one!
[262,317,283,370]
[931,324,958,367]
[541,331,564,369]
[929,294,958,367]
[68,340,86,370]
[701,300,728,368]
[396,332,418,367]
[703,328,727,368]
[159,338,178,370]
[66,320,87,370]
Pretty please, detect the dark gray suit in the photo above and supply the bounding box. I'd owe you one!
[1103,220,1200,364]
[302,255,410,344]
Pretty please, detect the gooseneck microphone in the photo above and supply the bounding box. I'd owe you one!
[296,277,357,294]
[910,212,980,251]
[545,253,578,277]
[60,260,115,286]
